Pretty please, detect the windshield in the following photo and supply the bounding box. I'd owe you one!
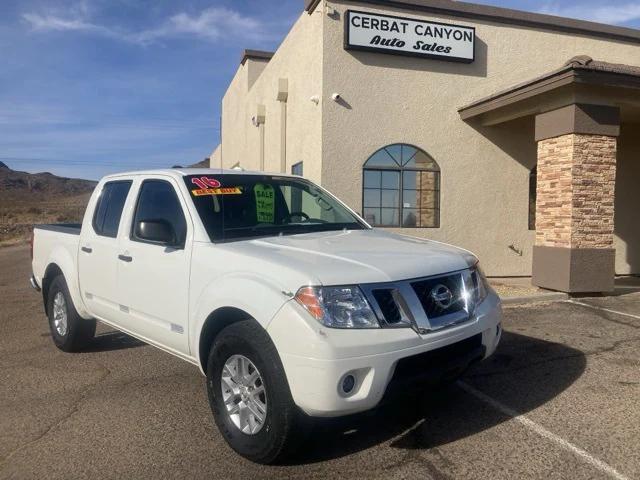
[183,174,367,242]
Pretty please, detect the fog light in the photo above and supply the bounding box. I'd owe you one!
[341,374,356,394]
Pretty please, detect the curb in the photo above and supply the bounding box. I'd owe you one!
[500,292,569,306]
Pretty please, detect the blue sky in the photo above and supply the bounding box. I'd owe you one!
[1,0,639,180]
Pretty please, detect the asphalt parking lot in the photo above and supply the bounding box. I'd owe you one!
[1,245,639,480]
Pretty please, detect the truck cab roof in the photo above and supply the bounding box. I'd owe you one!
[102,168,299,181]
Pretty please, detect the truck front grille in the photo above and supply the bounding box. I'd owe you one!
[411,273,467,320]
[360,268,477,333]
[371,289,402,324]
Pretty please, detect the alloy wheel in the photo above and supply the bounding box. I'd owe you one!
[220,354,268,435]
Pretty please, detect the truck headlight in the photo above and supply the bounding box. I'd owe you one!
[294,286,380,329]
[471,266,490,304]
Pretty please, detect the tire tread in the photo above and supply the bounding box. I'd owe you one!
[47,275,96,352]
[206,319,308,464]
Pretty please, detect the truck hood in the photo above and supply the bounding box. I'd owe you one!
[222,229,474,286]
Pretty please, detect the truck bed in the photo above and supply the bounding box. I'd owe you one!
[34,223,82,235]
[31,223,83,299]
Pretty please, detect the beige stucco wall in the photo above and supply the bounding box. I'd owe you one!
[209,144,221,169]
[220,60,258,168]
[220,8,323,183]
[219,0,640,276]
[615,123,640,275]
[320,0,640,276]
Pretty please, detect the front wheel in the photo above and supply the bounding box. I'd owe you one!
[206,320,308,464]
[47,275,96,352]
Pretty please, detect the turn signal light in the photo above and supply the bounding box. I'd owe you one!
[294,286,325,320]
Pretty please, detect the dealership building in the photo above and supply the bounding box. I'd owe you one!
[212,0,640,293]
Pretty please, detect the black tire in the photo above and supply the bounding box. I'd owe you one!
[206,320,309,464]
[47,275,96,352]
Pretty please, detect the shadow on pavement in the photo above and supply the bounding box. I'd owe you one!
[611,276,640,297]
[573,276,640,298]
[82,330,146,352]
[287,331,586,464]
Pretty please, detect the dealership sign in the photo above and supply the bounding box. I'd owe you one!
[345,10,475,63]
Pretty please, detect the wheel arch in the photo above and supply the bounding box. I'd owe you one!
[42,263,64,315]
[198,306,255,374]
[41,245,90,319]
[191,274,291,374]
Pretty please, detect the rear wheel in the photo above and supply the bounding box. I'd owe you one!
[47,275,96,352]
[206,320,308,464]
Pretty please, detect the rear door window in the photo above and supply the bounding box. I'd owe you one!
[92,181,132,238]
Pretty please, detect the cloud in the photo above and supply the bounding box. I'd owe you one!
[135,7,274,44]
[22,5,279,45]
[539,2,640,25]
[22,14,90,32]
[22,13,120,39]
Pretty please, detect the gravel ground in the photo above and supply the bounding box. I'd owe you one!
[1,245,639,479]
[490,283,542,298]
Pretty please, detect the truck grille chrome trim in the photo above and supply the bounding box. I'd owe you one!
[371,289,403,324]
[360,268,478,334]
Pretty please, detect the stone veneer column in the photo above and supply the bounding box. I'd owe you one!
[532,104,620,293]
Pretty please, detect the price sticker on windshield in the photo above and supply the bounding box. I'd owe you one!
[192,187,242,196]
[191,187,242,197]
[191,177,221,189]
[254,184,275,223]
[190,177,242,196]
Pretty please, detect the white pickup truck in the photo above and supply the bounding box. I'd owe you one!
[31,168,502,463]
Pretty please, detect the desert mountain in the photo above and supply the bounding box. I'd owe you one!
[0,162,97,244]
[188,158,210,168]
[0,162,97,204]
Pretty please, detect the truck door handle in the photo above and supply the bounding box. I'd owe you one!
[81,246,92,253]
[118,254,133,263]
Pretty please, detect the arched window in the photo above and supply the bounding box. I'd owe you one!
[362,144,440,228]
[529,166,537,230]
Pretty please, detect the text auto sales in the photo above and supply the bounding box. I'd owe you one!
[347,12,475,61]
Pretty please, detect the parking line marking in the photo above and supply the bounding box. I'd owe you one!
[567,300,640,321]
[457,381,629,480]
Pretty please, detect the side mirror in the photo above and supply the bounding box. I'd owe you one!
[135,219,177,246]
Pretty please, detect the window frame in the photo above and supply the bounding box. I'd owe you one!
[362,144,441,229]
[129,179,189,249]
[91,180,133,238]
[290,162,304,212]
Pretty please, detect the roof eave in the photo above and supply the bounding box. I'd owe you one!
[305,0,322,14]
[459,66,640,121]
[240,49,275,65]
[316,0,640,43]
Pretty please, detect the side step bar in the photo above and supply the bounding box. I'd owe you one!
[30,275,41,292]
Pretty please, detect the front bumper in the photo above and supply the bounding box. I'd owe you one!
[267,292,502,417]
